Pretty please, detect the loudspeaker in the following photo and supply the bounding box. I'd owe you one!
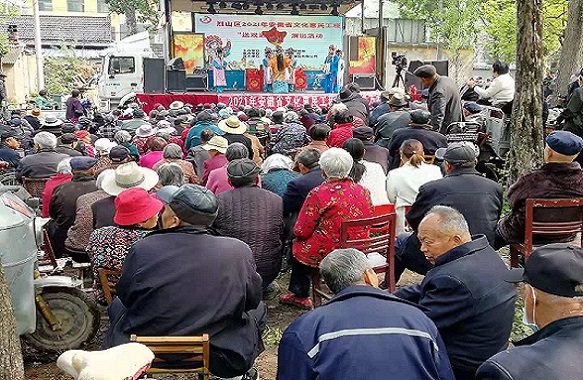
[185,76,208,91]
[168,57,185,71]
[143,58,165,94]
[167,70,186,92]
[352,74,376,90]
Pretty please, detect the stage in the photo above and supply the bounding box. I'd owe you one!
[136,91,381,113]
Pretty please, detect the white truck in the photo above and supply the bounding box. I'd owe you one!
[98,32,162,108]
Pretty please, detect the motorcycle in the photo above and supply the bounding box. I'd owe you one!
[0,184,100,354]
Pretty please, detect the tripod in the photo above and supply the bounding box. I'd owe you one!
[392,66,407,88]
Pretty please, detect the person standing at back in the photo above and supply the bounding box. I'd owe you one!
[66,89,84,121]
[414,65,463,134]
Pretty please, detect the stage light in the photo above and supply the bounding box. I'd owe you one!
[231,2,242,9]
[276,3,284,10]
[320,4,328,10]
[299,3,307,10]
[291,5,299,15]
[265,3,273,10]
[207,2,217,13]
[330,5,339,16]
[242,2,250,9]
[308,4,319,10]
[218,1,227,8]
[255,5,263,14]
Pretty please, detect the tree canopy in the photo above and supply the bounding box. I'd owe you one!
[105,0,159,35]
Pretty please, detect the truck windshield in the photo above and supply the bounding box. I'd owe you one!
[108,57,135,75]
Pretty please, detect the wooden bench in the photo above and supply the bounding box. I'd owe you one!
[97,268,121,305]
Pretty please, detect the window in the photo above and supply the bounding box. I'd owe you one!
[39,0,53,11]
[96,0,108,13]
[67,0,84,12]
[108,57,135,75]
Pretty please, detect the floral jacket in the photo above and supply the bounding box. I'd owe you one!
[293,178,373,267]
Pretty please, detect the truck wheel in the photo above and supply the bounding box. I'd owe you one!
[24,287,100,353]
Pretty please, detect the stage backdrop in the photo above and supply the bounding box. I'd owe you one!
[172,33,205,74]
[194,13,343,71]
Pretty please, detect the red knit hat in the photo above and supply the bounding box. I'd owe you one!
[114,188,163,226]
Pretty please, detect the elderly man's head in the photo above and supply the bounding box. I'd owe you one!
[435,143,477,173]
[34,132,58,150]
[157,162,184,187]
[158,184,219,229]
[319,147,353,180]
[162,143,183,160]
[543,131,583,163]
[418,206,472,264]
[507,244,583,330]
[320,248,378,293]
[227,158,260,188]
[296,148,321,175]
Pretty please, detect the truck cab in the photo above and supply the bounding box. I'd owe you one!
[98,32,156,108]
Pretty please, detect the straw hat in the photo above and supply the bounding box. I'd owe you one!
[101,162,159,196]
[202,136,229,154]
[169,100,184,110]
[135,124,158,138]
[218,116,247,135]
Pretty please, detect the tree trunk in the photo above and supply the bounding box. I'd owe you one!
[125,5,138,36]
[556,0,583,97]
[508,0,544,185]
[0,263,24,379]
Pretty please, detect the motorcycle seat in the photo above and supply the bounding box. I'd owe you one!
[57,342,154,380]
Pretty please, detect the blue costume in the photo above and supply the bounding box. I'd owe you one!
[323,54,339,93]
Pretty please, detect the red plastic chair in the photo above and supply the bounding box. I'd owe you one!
[312,213,397,306]
[373,204,395,216]
[510,198,583,267]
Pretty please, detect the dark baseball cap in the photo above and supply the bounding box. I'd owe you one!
[0,129,18,140]
[353,126,374,140]
[409,109,431,126]
[546,131,583,156]
[60,133,77,144]
[505,244,583,298]
[157,184,218,225]
[109,145,130,163]
[435,143,477,164]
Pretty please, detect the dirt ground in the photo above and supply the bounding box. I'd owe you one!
[23,270,422,380]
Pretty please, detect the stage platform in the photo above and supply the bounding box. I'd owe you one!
[136,91,380,113]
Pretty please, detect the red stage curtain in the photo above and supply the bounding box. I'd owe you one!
[246,69,263,92]
[295,68,307,90]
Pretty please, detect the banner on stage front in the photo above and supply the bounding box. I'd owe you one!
[194,13,343,71]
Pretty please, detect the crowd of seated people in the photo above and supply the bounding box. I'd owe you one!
[4,62,583,380]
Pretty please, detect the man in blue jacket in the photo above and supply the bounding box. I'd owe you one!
[476,244,583,380]
[394,206,516,380]
[277,248,455,380]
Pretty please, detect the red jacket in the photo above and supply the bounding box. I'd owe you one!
[327,122,354,148]
[293,178,373,267]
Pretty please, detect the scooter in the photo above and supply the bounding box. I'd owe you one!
[0,185,100,354]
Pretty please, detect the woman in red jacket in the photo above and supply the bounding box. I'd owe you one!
[279,147,373,309]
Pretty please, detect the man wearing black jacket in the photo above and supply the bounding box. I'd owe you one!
[105,184,266,379]
[395,143,502,278]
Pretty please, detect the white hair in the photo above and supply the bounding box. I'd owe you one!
[34,132,58,149]
[424,205,470,236]
[319,147,353,179]
[56,157,72,175]
[162,143,183,159]
[320,248,372,293]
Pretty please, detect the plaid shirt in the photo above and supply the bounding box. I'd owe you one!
[98,123,118,140]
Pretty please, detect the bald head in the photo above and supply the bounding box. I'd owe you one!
[418,206,472,264]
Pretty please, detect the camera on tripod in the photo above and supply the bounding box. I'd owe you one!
[391,52,407,69]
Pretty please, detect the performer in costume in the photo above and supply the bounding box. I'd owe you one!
[286,48,298,93]
[323,44,339,93]
[335,49,346,92]
[262,48,274,92]
[268,46,292,94]
[212,48,227,92]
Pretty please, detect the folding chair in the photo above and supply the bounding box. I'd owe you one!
[22,177,50,199]
[510,198,583,268]
[97,268,121,305]
[130,334,210,379]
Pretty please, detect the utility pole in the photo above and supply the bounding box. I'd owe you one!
[32,0,44,89]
